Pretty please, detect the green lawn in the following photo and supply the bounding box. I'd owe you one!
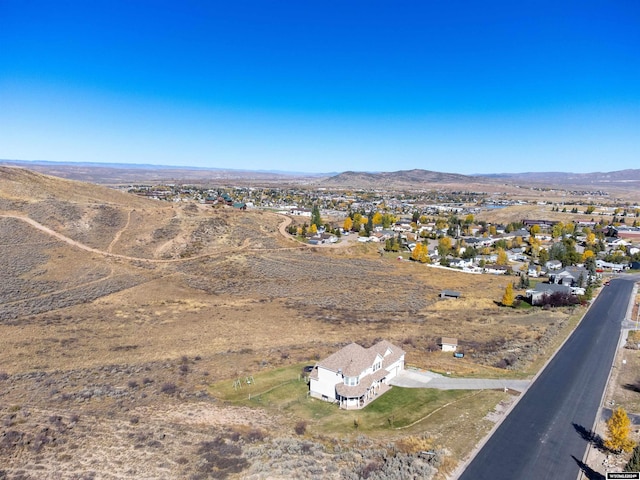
[210,364,486,435]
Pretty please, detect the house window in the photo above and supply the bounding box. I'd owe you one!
[344,376,359,386]
[373,362,381,372]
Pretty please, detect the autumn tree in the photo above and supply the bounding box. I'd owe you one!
[605,407,635,453]
[552,223,564,238]
[581,249,595,263]
[308,223,318,235]
[501,283,515,307]
[343,217,353,232]
[352,213,363,232]
[411,243,430,263]
[382,213,395,228]
[372,212,383,226]
[496,247,509,266]
[563,222,575,236]
[438,237,452,258]
[529,224,541,237]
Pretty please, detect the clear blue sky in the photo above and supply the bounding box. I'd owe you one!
[1,1,638,174]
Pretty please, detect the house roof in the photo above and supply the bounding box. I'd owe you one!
[317,341,405,378]
[336,369,388,398]
[532,283,572,294]
[556,266,587,278]
[440,337,458,346]
[440,290,461,297]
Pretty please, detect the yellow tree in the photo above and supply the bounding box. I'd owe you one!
[352,213,362,232]
[496,247,509,266]
[343,217,353,232]
[563,222,575,236]
[605,407,635,453]
[438,237,452,257]
[501,283,514,307]
[309,223,318,235]
[586,232,596,246]
[581,249,595,263]
[372,212,383,226]
[411,243,429,263]
[530,224,541,237]
[411,244,422,261]
[552,223,564,238]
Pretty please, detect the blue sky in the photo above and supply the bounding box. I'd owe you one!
[1,1,638,174]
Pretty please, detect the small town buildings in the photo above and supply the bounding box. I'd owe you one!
[608,226,640,241]
[309,341,405,409]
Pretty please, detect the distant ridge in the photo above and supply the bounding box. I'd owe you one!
[319,169,474,188]
[2,159,639,190]
[478,169,640,184]
[0,159,332,184]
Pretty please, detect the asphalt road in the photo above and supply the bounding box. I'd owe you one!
[458,277,637,480]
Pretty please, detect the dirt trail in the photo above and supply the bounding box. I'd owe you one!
[0,213,305,265]
[107,209,132,253]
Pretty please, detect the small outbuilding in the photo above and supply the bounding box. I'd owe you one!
[440,337,458,352]
[440,290,461,299]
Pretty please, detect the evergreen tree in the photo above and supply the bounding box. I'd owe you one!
[625,445,640,472]
[311,205,322,228]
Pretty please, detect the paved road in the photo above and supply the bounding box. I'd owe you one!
[391,369,530,392]
[458,277,637,480]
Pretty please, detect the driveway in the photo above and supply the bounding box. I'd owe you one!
[390,369,530,392]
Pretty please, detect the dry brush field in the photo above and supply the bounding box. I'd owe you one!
[0,167,581,479]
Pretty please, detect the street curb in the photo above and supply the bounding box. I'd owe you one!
[448,289,600,480]
[579,280,639,480]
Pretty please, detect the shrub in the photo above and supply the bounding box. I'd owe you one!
[245,428,266,443]
[294,421,307,435]
[160,383,177,395]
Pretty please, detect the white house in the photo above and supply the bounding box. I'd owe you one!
[545,260,563,271]
[309,340,405,409]
[527,283,572,306]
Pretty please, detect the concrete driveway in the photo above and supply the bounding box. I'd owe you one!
[390,369,530,392]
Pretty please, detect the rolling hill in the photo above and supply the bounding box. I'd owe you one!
[319,169,475,189]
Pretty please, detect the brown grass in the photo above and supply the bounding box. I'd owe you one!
[0,167,597,479]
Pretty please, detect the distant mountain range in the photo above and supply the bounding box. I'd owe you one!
[1,159,639,190]
[476,170,640,185]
